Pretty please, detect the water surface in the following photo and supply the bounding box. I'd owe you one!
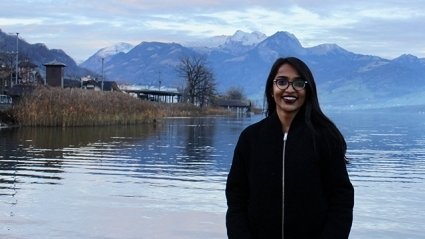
[1,112,424,238]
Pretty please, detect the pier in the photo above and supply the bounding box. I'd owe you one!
[120,86,182,103]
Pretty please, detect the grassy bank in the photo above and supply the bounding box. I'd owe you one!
[12,86,230,127]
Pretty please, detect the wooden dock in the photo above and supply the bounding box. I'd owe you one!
[122,89,182,103]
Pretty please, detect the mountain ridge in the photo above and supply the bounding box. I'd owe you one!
[80,30,425,109]
[2,28,425,109]
[0,29,92,78]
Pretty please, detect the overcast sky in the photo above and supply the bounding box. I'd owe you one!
[1,0,424,62]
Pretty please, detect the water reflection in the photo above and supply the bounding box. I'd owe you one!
[0,116,255,212]
[1,112,425,239]
[0,125,161,188]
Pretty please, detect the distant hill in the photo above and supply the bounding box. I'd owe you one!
[81,30,425,109]
[0,29,92,78]
[80,42,134,74]
[3,28,424,110]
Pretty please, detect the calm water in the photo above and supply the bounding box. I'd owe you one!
[1,111,424,239]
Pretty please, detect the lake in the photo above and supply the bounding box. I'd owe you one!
[1,110,424,238]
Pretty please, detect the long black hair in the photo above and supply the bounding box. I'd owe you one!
[264,57,347,157]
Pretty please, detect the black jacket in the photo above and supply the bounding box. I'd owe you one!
[226,112,354,239]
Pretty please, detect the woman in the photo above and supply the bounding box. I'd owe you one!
[225,57,354,239]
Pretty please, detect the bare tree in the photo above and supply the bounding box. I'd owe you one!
[225,86,246,100]
[177,55,216,108]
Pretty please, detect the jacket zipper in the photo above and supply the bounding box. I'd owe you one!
[282,132,288,239]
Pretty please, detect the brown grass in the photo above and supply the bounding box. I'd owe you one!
[13,86,163,126]
[12,86,232,127]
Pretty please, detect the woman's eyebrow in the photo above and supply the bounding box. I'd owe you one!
[275,76,302,80]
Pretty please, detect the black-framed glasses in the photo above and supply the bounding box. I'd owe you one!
[273,78,308,91]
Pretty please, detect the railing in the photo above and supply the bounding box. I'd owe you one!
[120,85,182,103]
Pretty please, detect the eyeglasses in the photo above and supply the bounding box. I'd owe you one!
[273,78,308,91]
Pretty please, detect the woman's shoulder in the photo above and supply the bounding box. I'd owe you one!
[243,115,277,133]
[239,115,282,142]
[240,118,264,136]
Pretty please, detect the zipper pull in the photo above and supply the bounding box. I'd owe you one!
[283,132,288,141]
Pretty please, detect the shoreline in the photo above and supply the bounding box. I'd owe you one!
[2,86,256,127]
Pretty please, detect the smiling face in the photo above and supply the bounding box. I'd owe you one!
[272,63,306,119]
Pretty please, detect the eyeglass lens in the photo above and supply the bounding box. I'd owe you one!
[275,78,306,90]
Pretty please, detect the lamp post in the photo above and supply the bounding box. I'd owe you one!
[101,57,104,91]
[8,51,13,87]
[15,33,19,85]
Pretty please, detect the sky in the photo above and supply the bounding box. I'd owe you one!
[1,0,424,62]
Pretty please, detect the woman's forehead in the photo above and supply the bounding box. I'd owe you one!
[276,64,299,76]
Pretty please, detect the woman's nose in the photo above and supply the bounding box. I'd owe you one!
[286,83,296,92]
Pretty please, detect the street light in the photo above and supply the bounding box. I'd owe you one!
[7,51,14,87]
[15,33,19,85]
[101,57,104,91]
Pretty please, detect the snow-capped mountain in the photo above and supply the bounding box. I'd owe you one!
[223,30,267,46]
[183,30,266,48]
[80,42,134,73]
[98,42,134,58]
[307,44,350,55]
[99,41,197,86]
[215,30,268,55]
[79,30,425,109]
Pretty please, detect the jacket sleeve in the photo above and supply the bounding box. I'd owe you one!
[320,137,355,239]
[225,131,253,239]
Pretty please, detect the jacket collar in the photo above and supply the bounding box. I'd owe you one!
[267,109,306,133]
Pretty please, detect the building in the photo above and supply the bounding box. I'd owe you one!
[81,77,120,92]
[214,98,251,113]
[43,60,66,87]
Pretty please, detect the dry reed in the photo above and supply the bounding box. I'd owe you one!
[13,86,163,127]
[12,86,232,127]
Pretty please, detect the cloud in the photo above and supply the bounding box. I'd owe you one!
[1,0,424,60]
